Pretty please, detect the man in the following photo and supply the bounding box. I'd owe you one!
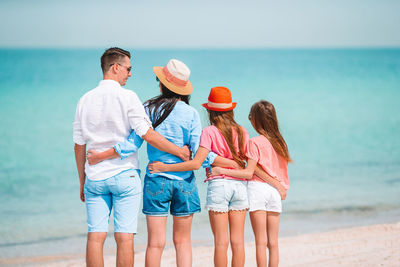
[73,47,189,267]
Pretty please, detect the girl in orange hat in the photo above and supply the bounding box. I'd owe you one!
[149,87,282,267]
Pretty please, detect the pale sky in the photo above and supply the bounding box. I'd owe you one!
[1,0,399,48]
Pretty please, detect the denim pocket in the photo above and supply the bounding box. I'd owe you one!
[114,170,139,195]
[145,176,166,196]
[234,182,248,201]
[207,182,225,204]
[178,177,196,195]
[84,179,101,195]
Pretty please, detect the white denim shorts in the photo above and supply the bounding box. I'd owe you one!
[248,181,282,213]
[206,179,249,212]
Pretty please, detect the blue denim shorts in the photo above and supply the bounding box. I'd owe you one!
[142,174,201,217]
[84,169,141,233]
[206,179,249,212]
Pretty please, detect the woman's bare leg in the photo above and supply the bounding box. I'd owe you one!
[173,215,193,267]
[145,216,167,267]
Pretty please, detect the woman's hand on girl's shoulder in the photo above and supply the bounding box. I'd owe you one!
[148,161,166,173]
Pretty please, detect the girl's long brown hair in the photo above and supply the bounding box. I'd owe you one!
[250,100,292,162]
[208,110,247,168]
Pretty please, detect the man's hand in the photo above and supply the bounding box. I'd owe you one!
[80,185,85,202]
[87,149,103,165]
[179,145,191,162]
[143,129,191,161]
[74,144,86,203]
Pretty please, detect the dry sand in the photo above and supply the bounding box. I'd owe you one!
[3,222,399,266]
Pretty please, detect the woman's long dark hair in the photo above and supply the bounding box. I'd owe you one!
[145,81,190,128]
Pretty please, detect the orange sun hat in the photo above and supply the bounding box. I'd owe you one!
[202,86,237,111]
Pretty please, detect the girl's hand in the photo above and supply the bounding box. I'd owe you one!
[148,161,167,173]
[277,185,287,200]
[210,166,223,176]
[179,145,191,162]
[86,150,103,165]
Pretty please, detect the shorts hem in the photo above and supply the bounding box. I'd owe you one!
[249,206,267,212]
[88,229,108,233]
[206,206,228,213]
[143,211,169,216]
[266,209,282,213]
[229,207,249,211]
[172,209,201,217]
[114,229,137,234]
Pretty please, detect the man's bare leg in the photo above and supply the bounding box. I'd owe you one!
[115,232,134,267]
[87,232,107,267]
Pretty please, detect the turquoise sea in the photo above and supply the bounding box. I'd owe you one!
[0,49,399,261]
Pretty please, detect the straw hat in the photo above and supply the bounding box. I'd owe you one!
[153,59,193,95]
[202,86,237,111]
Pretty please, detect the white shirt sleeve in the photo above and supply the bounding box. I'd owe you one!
[126,92,152,137]
[73,99,86,145]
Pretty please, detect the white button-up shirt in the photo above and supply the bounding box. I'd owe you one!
[73,79,152,181]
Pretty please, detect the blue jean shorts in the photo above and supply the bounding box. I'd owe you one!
[84,169,141,233]
[206,179,249,212]
[142,174,201,217]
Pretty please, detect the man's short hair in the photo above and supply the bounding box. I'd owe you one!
[101,47,131,73]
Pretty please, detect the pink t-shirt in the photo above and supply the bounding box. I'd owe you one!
[246,135,289,189]
[200,125,249,181]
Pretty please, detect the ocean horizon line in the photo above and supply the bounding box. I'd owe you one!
[0,46,400,51]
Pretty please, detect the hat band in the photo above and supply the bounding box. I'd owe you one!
[207,101,233,109]
[163,66,188,87]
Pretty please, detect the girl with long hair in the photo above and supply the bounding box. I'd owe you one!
[209,100,291,267]
[149,86,252,267]
[86,60,235,267]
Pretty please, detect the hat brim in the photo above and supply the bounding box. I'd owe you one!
[201,102,237,112]
[153,66,193,95]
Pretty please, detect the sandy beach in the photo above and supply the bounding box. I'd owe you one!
[2,221,398,267]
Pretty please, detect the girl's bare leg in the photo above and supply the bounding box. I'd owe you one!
[145,216,167,267]
[250,210,267,267]
[173,215,193,267]
[209,211,229,267]
[266,212,280,267]
[228,210,246,267]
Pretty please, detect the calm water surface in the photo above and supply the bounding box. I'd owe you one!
[0,48,399,259]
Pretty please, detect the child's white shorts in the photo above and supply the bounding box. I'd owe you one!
[247,181,282,213]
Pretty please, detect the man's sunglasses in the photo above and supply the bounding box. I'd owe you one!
[110,63,132,73]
